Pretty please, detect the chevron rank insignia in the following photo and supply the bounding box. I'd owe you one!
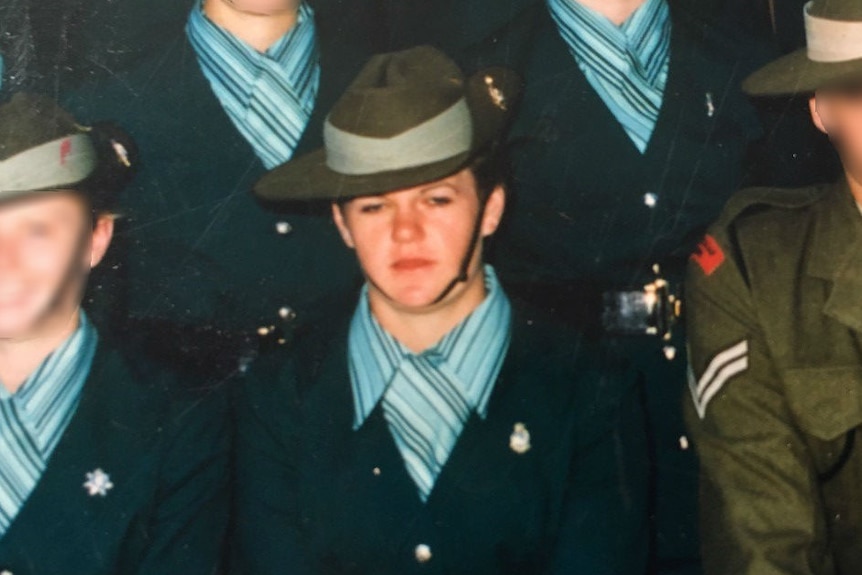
[689,340,749,419]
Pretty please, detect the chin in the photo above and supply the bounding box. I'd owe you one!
[0,316,42,339]
[0,301,52,339]
[388,290,442,310]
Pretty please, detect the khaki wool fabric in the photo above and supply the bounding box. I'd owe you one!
[685,181,862,575]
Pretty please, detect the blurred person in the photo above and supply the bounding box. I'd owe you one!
[686,1,862,572]
[0,93,228,573]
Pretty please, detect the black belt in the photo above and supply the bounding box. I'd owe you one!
[507,266,684,339]
[602,274,683,339]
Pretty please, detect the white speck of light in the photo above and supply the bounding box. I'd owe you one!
[643,193,658,208]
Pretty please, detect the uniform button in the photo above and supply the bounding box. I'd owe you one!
[278,306,297,321]
[643,193,658,208]
[275,221,293,235]
[372,467,381,476]
[414,544,432,563]
[679,435,690,451]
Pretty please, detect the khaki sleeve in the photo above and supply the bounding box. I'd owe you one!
[684,229,835,575]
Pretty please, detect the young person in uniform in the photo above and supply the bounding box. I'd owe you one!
[232,46,648,575]
[63,0,384,378]
[0,93,228,573]
[686,1,862,573]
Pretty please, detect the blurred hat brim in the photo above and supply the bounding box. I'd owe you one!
[744,48,862,96]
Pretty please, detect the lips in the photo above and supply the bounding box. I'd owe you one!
[391,258,434,271]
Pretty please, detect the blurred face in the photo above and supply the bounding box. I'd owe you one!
[217,0,296,15]
[810,88,862,176]
[333,168,504,312]
[0,193,113,339]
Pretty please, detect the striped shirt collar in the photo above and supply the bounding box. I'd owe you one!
[549,0,670,81]
[186,1,320,168]
[546,0,671,151]
[0,310,98,450]
[348,265,512,430]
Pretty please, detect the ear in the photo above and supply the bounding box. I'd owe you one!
[480,186,506,238]
[331,203,355,249]
[89,215,115,268]
[810,93,830,135]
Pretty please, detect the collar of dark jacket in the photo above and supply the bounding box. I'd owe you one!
[807,180,862,332]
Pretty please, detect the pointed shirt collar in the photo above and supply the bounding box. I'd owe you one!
[347,266,512,430]
[0,310,98,453]
[546,0,671,84]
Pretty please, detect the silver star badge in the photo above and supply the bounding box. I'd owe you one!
[509,422,531,454]
[83,468,114,497]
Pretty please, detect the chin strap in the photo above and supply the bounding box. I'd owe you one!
[429,197,488,305]
[363,191,492,307]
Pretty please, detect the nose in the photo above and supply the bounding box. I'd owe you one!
[391,205,424,243]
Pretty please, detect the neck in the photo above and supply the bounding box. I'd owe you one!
[369,267,488,353]
[202,0,301,52]
[0,308,80,394]
[573,0,648,25]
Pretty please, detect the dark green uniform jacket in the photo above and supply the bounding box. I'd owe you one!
[403,4,768,568]
[231,301,649,575]
[64,0,377,375]
[0,341,229,574]
[685,181,862,574]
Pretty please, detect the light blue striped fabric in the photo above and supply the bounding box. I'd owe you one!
[186,2,320,168]
[0,311,97,534]
[348,266,512,501]
[547,0,671,153]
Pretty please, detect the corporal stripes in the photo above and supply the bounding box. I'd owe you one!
[0,311,96,534]
[187,2,320,169]
[689,340,749,419]
[348,265,512,502]
[546,0,671,153]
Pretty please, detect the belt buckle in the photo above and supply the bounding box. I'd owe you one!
[601,265,683,339]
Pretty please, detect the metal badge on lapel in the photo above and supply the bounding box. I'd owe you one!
[83,468,114,497]
[509,423,531,454]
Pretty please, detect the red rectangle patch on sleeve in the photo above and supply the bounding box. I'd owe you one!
[691,234,725,276]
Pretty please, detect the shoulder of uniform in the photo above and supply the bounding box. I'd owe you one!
[670,2,774,67]
[715,184,830,229]
[688,184,831,284]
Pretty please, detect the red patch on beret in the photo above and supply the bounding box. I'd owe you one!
[692,234,725,276]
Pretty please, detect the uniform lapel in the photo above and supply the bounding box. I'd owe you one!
[428,310,558,503]
[806,182,862,335]
[510,5,641,161]
[0,345,163,560]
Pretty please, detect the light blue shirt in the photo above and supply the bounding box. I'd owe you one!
[547,0,671,152]
[0,311,97,534]
[186,2,320,168]
[348,265,512,430]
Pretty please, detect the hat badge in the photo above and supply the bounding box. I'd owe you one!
[484,75,507,110]
[509,422,531,454]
